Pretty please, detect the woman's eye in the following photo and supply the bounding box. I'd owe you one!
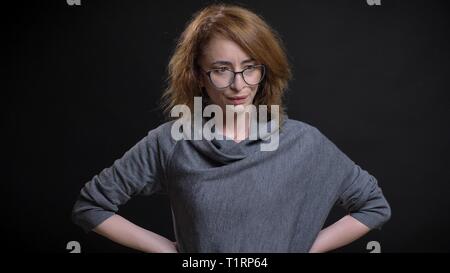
[213,67,229,73]
[244,66,257,72]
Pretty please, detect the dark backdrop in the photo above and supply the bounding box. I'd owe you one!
[5,0,450,252]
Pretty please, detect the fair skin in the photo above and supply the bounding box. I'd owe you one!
[199,35,259,143]
[94,214,178,253]
[309,215,370,253]
[92,36,371,253]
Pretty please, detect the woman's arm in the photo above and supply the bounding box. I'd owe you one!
[308,215,370,253]
[93,214,177,253]
[72,127,179,252]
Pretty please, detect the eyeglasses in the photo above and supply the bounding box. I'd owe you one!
[201,64,266,89]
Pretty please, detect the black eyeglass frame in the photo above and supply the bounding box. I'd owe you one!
[201,64,266,89]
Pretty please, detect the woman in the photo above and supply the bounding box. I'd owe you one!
[71,3,391,253]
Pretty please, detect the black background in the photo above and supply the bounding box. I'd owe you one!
[5,0,450,252]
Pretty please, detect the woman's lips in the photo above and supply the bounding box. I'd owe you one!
[227,95,248,105]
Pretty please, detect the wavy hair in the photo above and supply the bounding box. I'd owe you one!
[161,3,291,124]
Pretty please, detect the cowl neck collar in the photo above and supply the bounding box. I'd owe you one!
[186,114,288,164]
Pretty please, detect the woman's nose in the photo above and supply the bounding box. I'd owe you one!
[230,72,246,91]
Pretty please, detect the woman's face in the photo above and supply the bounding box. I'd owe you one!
[198,36,261,112]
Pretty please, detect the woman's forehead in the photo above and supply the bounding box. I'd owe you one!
[201,36,251,64]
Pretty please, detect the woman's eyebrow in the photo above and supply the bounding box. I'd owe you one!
[210,59,255,66]
[210,61,231,66]
[241,58,255,64]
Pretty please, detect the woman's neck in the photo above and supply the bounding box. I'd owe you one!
[215,110,251,142]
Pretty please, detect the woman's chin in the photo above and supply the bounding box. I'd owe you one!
[223,102,251,112]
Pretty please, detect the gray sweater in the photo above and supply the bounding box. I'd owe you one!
[71,116,391,252]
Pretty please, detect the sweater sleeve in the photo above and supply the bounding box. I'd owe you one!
[337,164,392,230]
[313,127,392,230]
[71,127,167,233]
